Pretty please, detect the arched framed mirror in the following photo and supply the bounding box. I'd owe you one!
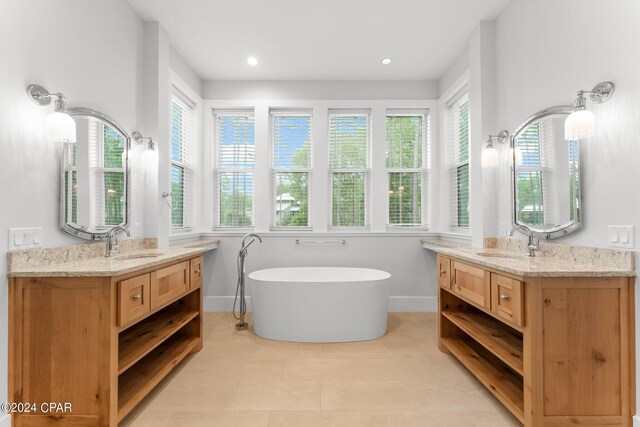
[60,108,131,240]
[511,105,581,239]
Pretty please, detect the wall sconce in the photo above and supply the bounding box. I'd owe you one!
[133,131,157,170]
[481,130,509,168]
[132,131,154,151]
[27,84,76,142]
[564,81,615,140]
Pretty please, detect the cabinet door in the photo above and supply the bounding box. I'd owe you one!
[451,261,491,310]
[437,256,451,289]
[491,273,524,326]
[190,256,203,289]
[118,273,151,326]
[151,261,189,309]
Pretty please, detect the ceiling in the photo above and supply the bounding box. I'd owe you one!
[127,0,511,81]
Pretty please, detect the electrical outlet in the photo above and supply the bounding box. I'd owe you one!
[608,225,635,249]
[8,227,43,250]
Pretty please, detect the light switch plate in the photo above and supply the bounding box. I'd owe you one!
[608,225,635,249]
[8,227,43,250]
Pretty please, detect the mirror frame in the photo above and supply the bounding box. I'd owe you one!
[60,107,131,241]
[510,105,582,239]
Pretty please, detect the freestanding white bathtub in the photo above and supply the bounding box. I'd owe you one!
[248,267,391,343]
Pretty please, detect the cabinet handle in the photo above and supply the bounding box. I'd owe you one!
[194,269,201,275]
[500,294,510,302]
[440,269,446,276]
[132,294,142,301]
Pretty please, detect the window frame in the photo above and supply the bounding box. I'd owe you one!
[446,90,471,232]
[327,110,372,230]
[170,87,197,232]
[385,109,429,229]
[213,109,256,230]
[269,110,313,230]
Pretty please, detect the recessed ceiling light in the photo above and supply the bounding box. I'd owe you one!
[381,58,392,65]
[247,57,258,66]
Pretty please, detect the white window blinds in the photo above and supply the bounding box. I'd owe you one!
[386,110,428,227]
[89,120,126,229]
[171,92,196,230]
[329,111,370,228]
[448,92,470,230]
[214,111,255,228]
[271,111,312,228]
[514,119,562,227]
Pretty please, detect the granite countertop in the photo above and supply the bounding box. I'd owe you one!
[8,239,219,278]
[421,238,635,278]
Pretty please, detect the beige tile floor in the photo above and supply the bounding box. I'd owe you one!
[121,313,520,427]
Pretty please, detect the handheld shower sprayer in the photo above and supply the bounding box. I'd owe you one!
[234,233,263,330]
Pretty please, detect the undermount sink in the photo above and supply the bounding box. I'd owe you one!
[475,252,525,260]
[114,253,164,260]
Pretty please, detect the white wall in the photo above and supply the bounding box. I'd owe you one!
[203,80,438,100]
[171,47,203,98]
[197,90,442,312]
[494,0,640,249]
[203,235,437,312]
[0,0,145,423]
[436,21,497,247]
[490,0,640,414]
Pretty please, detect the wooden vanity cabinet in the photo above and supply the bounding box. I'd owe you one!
[8,255,205,427]
[437,254,635,426]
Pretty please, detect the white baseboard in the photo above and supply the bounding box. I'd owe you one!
[204,296,253,312]
[633,414,640,427]
[203,296,436,313]
[0,414,10,427]
[388,296,436,312]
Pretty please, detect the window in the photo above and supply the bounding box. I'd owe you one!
[271,111,312,228]
[328,111,370,228]
[89,120,126,228]
[170,91,196,230]
[515,119,566,226]
[386,111,428,227]
[63,144,78,224]
[214,111,255,228]
[447,93,470,230]
[63,121,125,229]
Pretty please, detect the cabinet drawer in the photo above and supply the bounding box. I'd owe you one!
[451,261,491,310]
[190,256,203,289]
[151,261,189,309]
[491,273,524,326]
[437,256,451,289]
[118,273,151,326]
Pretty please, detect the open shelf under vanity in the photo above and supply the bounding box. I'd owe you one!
[440,290,524,423]
[436,253,635,426]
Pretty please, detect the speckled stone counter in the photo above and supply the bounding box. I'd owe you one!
[422,237,635,277]
[7,238,219,278]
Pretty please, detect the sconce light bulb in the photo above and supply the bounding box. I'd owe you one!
[45,111,76,142]
[565,109,595,140]
[481,145,498,168]
[142,146,158,171]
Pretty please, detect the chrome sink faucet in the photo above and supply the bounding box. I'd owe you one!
[509,225,539,257]
[106,226,130,257]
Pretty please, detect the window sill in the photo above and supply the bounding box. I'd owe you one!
[199,230,440,238]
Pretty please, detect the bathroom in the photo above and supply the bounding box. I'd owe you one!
[1,0,639,426]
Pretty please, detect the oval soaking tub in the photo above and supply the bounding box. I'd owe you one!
[248,267,391,343]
